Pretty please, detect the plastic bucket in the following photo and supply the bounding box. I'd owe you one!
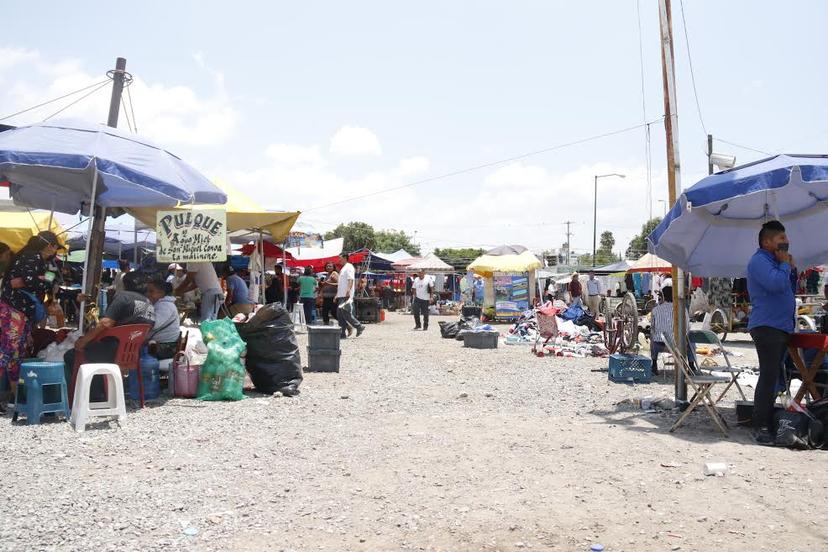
[173,354,200,398]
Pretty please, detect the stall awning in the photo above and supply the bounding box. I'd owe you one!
[129,178,300,242]
[627,253,672,273]
[0,201,67,251]
[467,245,542,277]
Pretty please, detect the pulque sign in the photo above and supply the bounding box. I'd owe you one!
[156,209,227,263]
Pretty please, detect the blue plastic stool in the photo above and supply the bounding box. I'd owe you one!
[12,361,70,425]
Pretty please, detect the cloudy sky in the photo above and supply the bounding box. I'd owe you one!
[2,0,827,257]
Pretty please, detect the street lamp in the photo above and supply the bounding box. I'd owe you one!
[592,173,626,266]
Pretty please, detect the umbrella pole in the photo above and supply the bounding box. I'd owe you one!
[282,240,288,308]
[259,230,265,304]
[79,163,100,333]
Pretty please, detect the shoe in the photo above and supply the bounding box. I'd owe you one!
[278,384,300,397]
[356,326,364,337]
[423,326,428,331]
[340,333,348,339]
[347,327,354,337]
[412,327,421,331]
[753,427,775,446]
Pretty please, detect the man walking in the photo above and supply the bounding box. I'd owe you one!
[335,253,365,339]
[411,269,433,331]
[747,220,797,445]
[585,271,603,315]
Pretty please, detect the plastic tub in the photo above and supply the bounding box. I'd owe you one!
[306,348,341,373]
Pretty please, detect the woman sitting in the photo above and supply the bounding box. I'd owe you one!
[146,278,180,360]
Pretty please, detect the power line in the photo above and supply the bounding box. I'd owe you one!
[714,138,771,156]
[679,0,707,135]
[304,117,664,212]
[42,81,111,122]
[0,79,110,122]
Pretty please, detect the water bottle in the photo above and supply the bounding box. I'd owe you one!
[130,347,161,400]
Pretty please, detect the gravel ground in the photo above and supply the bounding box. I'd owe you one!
[0,312,826,552]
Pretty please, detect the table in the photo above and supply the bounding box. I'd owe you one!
[787,333,828,402]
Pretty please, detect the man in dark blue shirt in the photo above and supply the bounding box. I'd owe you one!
[746,220,797,445]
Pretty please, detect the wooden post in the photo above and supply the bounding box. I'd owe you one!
[658,0,688,401]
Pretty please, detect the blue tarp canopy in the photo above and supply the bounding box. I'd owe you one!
[648,154,828,277]
[0,119,227,215]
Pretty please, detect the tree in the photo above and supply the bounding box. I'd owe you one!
[580,231,617,267]
[626,217,662,260]
[324,221,376,253]
[599,231,615,254]
[433,247,485,271]
[374,229,421,256]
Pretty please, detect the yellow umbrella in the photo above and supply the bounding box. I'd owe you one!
[129,178,300,240]
[467,250,542,277]
[0,209,67,251]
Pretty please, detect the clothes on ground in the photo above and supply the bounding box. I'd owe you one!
[149,295,180,344]
[298,275,317,298]
[336,263,356,300]
[506,305,609,357]
[746,248,796,333]
[412,276,433,301]
[227,273,253,305]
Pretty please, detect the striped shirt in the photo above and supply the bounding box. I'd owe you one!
[650,301,689,343]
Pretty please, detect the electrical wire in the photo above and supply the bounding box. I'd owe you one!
[304,117,664,213]
[120,98,135,133]
[42,81,111,122]
[678,0,707,135]
[0,79,110,122]
[714,138,771,156]
[635,0,654,220]
[126,85,138,134]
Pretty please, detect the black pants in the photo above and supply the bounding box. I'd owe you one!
[750,326,790,429]
[321,296,337,325]
[300,297,315,324]
[337,298,364,336]
[412,298,430,329]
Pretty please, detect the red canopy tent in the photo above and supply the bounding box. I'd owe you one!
[240,241,292,259]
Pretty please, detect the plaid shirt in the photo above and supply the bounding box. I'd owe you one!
[650,301,689,343]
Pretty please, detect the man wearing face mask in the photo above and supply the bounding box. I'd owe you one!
[746,220,797,445]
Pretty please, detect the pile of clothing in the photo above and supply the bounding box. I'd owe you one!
[505,302,609,358]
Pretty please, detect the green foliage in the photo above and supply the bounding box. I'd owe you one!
[374,229,421,256]
[324,222,376,253]
[433,247,485,270]
[580,231,618,267]
[626,217,662,260]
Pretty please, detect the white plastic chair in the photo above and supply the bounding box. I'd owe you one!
[69,363,127,432]
[291,303,307,333]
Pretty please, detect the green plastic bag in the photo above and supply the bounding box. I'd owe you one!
[197,318,246,401]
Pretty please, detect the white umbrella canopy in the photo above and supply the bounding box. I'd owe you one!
[404,253,454,273]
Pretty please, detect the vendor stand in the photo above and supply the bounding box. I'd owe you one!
[467,245,542,322]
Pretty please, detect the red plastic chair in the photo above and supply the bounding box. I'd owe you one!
[70,324,151,408]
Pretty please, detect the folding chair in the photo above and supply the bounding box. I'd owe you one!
[662,333,730,436]
[688,329,747,403]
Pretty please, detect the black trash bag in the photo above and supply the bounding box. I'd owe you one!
[235,303,303,393]
[439,321,460,339]
[773,410,811,449]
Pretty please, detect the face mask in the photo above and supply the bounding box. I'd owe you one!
[777,243,790,252]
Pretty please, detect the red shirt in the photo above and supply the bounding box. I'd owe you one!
[569,279,582,298]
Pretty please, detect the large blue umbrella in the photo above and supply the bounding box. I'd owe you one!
[648,154,828,277]
[0,119,226,214]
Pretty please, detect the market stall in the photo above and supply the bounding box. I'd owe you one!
[467,245,542,320]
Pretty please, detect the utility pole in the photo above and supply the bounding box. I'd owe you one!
[658,0,688,402]
[564,221,574,266]
[707,134,714,175]
[84,57,127,310]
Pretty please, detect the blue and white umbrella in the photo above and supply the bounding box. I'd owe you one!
[0,119,226,214]
[648,154,828,277]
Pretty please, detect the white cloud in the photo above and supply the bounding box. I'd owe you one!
[329,125,382,157]
[265,143,324,166]
[0,49,238,148]
[398,156,430,177]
